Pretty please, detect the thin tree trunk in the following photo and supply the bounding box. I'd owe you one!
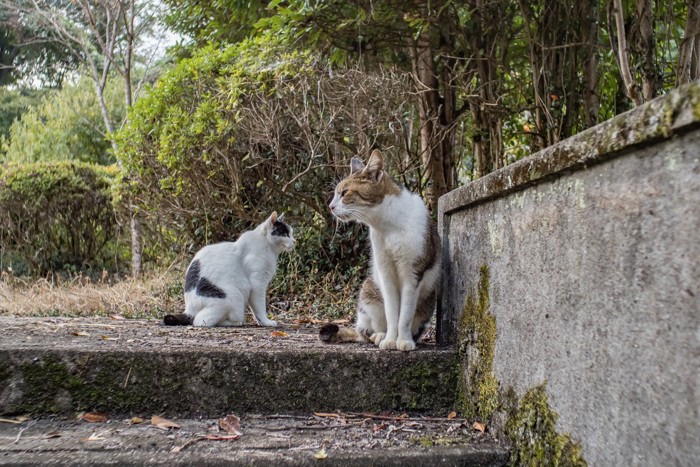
[408,33,447,213]
[611,0,643,105]
[635,0,658,100]
[678,0,700,85]
[580,0,600,127]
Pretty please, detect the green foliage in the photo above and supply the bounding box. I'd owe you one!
[162,0,270,47]
[1,74,125,165]
[115,35,413,275]
[0,161,128,276]
[0,87,48,140]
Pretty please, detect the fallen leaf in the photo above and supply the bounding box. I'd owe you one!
[129,417,144,425]
[109,314,125,320]
[81,412,107,423]
[314,448,328,460]
[219,414,242,436]
[71,331,90,337]
[171,437,206,452]
[42,431,61,439]
[313,413,341,418]
[447,411,457,420]
[151,415,181,430]
[372,423,388,432]
[472,421,486,433]
[100,335,118,340]
[81,432,106,441]
[271,331,288,337]
[330,319,350,324]
[204,434,241,441]
[0,416,29,424]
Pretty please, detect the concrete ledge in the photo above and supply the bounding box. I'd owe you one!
[439,80,700,218]
[0,318,458,418]
[437,81,700,465]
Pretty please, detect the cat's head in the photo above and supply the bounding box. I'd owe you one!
[329,149,401,222]
[263,211,295,252]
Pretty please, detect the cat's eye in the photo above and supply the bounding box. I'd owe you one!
[341,189,348,197]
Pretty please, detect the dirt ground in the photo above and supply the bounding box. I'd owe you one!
[0,316,437,353]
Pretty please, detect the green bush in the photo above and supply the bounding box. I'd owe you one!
[0,162,128,276]
[115,36,415,276]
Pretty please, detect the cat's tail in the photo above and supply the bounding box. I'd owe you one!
[319,323,366,344]
[163,313,194,326]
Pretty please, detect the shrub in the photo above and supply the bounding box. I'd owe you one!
[115,36,416,277]
[0,161,128,276]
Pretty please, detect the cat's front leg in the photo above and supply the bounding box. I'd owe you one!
[378,284,400,350]
[249,290,277,327]
[395,284,419,351]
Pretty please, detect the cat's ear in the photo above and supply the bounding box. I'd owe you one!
[269,211,278,225]
[363,149,384,181]
[277,213,285,222]
[350,157,364,174]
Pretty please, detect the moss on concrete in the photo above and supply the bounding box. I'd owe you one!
[457,264,498,420]
[454,267,587,465]
[505,384,587,466]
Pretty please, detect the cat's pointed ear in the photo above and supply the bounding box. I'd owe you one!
[363,149,384,181]
[350,157,364,175]
[277,213,285,222]
[269,211,278,225]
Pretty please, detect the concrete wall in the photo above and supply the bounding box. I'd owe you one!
[438,82,700,465]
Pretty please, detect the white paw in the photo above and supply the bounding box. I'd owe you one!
[260,319,277,327]
[379,339,396,350]
[370,333,386,346]
[396,339,416,352]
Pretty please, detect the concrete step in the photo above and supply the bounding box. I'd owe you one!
[0,414,509,466]
[0,318,458,418]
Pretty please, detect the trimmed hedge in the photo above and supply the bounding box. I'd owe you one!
[0,162,128,276]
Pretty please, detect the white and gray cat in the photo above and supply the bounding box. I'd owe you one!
[320,150,441,351]
[164,212,295,327]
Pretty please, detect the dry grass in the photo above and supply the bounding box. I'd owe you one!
[0,269,184,319]
[0,266,360,322]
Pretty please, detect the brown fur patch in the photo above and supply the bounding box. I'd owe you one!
[319,323,363,343]
[336,151,401,208]
[359,276,383,306]
[413,222,440,283]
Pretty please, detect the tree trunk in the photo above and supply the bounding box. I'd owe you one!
[634,0,658,100]
[408,34,449,213]
[611,0,643,105]
[678,0,700,85]
[580,0,600,127]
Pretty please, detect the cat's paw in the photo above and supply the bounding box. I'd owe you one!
[260,319,277,327]
[396,339,416,352]
[379,338,397,350]
[370,332,386,346]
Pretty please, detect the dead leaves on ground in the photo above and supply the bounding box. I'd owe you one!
[151,415,181,430]
[80,412,108,423]
[219,414,242,437]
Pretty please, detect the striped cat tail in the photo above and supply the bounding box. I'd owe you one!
[319,324,365,344]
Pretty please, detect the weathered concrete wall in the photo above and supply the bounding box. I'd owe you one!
[438,82,700,465]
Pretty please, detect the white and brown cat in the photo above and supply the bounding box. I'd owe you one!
[320,150,441,351]
[164,212,295,327]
